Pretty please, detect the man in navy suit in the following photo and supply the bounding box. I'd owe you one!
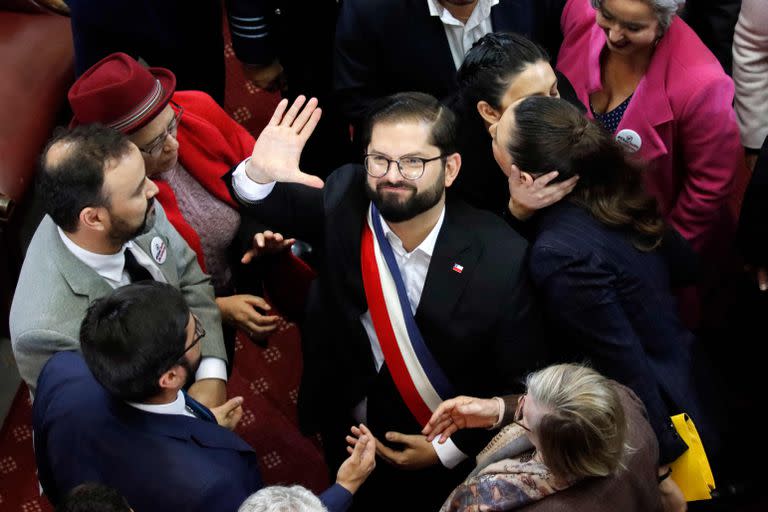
[33,282,375,512]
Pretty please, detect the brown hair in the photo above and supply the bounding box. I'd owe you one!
[508,96,664,251]
[526,364,628,481]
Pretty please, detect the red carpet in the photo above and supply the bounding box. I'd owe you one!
[0,19,327,512]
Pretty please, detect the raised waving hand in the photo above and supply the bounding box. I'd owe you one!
[245,95,324,189]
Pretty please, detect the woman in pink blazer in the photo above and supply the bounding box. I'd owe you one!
[556,0,746,326]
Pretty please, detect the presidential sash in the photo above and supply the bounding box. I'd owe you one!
[360,204,455,426]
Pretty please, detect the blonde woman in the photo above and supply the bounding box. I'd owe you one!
[425,364,683,511]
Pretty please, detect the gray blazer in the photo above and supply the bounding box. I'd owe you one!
[10,203,226,394]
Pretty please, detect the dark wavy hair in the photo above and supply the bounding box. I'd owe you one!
[360,91,458,155]
[508,97,664,250]
[456,32,550,113]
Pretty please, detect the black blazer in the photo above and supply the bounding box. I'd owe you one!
[737,134,768,266]
[334,0,565,124]
[237,165,543,459]
[528,202,707,465]
[67,0,226,103]
[681,0,742,75]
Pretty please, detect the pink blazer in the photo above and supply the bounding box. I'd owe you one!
[556,0,746,255]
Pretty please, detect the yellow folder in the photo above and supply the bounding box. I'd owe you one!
[669,413,716,501]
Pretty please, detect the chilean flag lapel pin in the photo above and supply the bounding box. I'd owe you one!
[452,263,464,274]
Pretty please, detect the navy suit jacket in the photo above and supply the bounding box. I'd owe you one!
[33,352,351,512]
[527,202,706,465]
[334,0,565,124]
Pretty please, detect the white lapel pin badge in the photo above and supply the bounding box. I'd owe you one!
[150,236,167,264]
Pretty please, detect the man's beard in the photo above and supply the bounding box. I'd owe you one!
[365,171,445,223]
[108,199,156,245]
[179,354,202,389]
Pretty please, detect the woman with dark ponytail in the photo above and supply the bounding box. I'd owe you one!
[450,33,583,217]
[490,96,712,471]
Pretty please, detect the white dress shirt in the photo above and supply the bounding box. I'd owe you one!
[57,228,227,382]
[231,164,468,468]
[126,389,196,418]
[426,0,499,69]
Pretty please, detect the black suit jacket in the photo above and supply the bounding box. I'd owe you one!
[67,0,225,103]
[681,0,742,75]
[334,0,564,124]
[237,165,543,460]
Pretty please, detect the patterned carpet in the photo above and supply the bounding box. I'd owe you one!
[0,20,328,512]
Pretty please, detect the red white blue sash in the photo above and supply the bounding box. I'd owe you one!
[360,203,456,426]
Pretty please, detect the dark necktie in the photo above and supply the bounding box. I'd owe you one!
[123,248,154,283]
[182,391,217,423]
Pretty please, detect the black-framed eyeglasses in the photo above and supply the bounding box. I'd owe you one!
[364,153,445,180]
[179,313,205,358]
[138,101,184,157]
[514,393,531,432]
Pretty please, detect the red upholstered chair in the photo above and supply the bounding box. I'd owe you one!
[0,1,74,339]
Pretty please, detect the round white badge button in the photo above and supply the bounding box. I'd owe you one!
[150,236,167,264]
[615,129,642,153]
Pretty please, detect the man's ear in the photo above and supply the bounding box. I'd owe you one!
[158,366,183,391]
[477,100,501,126]
[79,206,107,233]
[444,153,461,187]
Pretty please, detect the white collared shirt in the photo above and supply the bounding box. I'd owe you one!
[426,0,499,69]
[57,228,167,287]
[57,228,227,382]
[126,389,196,418]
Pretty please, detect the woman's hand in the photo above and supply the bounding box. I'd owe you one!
[658,466,687,512]
[508,165,579,220]
[216,295,280,340]
[421,395,501,443]
[241,230,296,264]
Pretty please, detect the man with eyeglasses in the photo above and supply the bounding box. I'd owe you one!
[10,124,228,409]
[231,92,543,510]
[33,282,376,512]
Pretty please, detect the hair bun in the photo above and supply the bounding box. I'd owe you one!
[570,123,588,144]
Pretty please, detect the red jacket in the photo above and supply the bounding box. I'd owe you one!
[154,90,252,271]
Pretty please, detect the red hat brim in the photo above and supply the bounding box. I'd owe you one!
[69,66,176,134]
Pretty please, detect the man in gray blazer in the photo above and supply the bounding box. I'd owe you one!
[10,124,227,407]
